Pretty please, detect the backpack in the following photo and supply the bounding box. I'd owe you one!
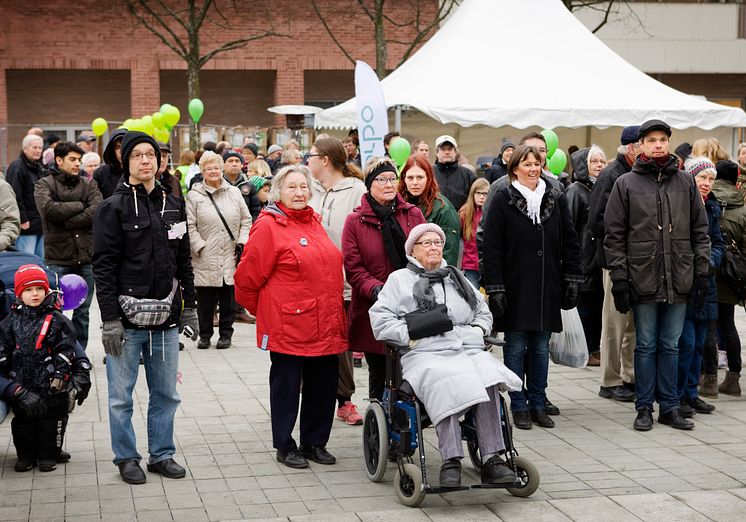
[720,233,746,302]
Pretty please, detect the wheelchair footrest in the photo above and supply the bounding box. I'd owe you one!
[425,486,470,494]
[471,482,518,489]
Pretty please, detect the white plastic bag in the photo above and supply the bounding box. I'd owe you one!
[549,308,588,368]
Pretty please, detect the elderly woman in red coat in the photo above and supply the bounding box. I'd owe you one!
[342,157,426,400]
[235,164,348,470]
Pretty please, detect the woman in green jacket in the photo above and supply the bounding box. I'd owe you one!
[399,154,461,265]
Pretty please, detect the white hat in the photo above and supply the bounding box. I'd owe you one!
[405,223,446,256]
[267,144,283,155]
[435,135,457,149]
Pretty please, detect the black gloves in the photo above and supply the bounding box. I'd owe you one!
[13,386,47,417]
[611,279,631,314]
[488,291,507,319]
[562,282,580,310]
[693,275,710,309]
[371,285,383,302]
[69,360,92,406]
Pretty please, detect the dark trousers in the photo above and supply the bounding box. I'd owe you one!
[702,320,719,375]
[577,286,604,355]
[12,402,68,461]
[718,303,742,373]
[269,352,338,452]
[196,285,235,340]
[337,301,355,404]
[365,352,386,402]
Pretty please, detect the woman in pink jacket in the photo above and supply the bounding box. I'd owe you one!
[235,165,348,470]
[341,157,426,400]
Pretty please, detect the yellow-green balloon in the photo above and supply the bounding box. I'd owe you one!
[152,112,165,129]
[155,128,170,143]
[389,137,411,168]
[141,115,154,136]
[122,118,134,130]
[160,103,172,114]
[91,117,108,137]
[163,105,181,127]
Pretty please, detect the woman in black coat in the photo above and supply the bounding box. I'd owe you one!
[482,145,582,430]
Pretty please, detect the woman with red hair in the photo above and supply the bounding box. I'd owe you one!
[399,155,461,265]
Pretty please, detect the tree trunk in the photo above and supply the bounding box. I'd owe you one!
[187,62,201,151]
[374,0,387,79]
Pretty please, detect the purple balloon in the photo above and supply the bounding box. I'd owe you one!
[60,274,88,311]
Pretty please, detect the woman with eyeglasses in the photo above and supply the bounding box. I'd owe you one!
[482,145,582,430]
[342,157,426,401]
[398,155,461,266]
[369,223,522,488]
[459,178,490,288]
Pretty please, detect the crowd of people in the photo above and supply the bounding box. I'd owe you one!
[0,119,744,488]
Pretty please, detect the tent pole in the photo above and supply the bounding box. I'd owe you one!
[395,105,402,133]
[585,126,591,147]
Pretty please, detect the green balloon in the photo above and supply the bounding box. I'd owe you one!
[128,119,142,132]
[547,148,567,175]
[389,137,411,168]
[163,105,181,127]
[152,112,165,129]
[122,118,135,130]
[541,129,559,159]
[188,98,204,124]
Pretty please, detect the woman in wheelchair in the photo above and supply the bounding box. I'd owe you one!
[369,223,522,488]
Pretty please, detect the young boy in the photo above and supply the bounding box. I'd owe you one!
[0,264,78,471]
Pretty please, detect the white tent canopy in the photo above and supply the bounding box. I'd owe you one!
[315,0,746,130]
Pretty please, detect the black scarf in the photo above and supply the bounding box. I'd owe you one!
[407,262,478,312]
[367,194,407,270]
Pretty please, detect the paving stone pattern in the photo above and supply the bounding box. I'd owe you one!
[2,302,746,521]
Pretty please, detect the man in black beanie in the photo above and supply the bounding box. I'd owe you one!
[92,131,199,485]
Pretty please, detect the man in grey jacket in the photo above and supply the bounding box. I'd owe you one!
[604,119,710,432]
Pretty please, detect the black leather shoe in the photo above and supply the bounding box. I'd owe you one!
[216,336,231,349]
[678,399,696,418]
[14,459,34,472]
[276,448,309,469]
[599,385,635,402]
[686,396,715,414]
[530,409,555,428]
[658,409,694,430]
[512,410,532,430]
[481,455,514,484]
[623,381,636,393]
[118,460,146,484]
[544,398,560,416]
[634,407,653,431]
[38,459,56,472]
[300,445,336,465]
[197,338,210,349]
[56,450,71,463]
[439,458,461,488]
[147,458,186,479]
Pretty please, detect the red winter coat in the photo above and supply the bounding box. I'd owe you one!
[342,194,426,354]
[235,202,348,357]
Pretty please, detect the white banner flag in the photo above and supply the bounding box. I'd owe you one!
[355,60,388,170]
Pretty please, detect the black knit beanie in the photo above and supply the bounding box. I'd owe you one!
[223,150,245,164]
[120,131,161,176]
[716,160,740,186]
[365,161,398,190]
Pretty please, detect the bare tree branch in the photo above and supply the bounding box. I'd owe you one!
[199,30,283,66]
[397,0,457,65]
[311,0,357,66]
[195,0,215,31]
[591,1,614,33]
[152,0,190,32]
[125,0,188,58]
[356,0,375,21]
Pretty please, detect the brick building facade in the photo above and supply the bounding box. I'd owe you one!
[0,0,438,166]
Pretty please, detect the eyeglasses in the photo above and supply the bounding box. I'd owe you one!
[373,176,398,186]
[130,152,157,163]
[475,191,489,196]
[414,239,444,248]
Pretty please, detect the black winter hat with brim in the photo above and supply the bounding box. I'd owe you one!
[121,131,161,176]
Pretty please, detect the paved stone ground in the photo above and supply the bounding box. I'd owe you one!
[3,302,746,521]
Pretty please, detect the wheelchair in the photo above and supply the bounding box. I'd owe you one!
[362,337,539,507]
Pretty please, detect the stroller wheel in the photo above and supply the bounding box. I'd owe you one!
[394,462,425,507]
[466,437,482,472]
[506,456,540,497]
[362,402,388,482]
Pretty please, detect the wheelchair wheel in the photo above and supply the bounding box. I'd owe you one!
[466,438,482,472]
[506,456,540,497]
[394,462,426,507]
[363,402,389,482]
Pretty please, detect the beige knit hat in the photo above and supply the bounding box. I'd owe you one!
[405,223,446,256]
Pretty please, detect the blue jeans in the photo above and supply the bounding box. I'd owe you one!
[14,234,44,257]
[632,303,687,413]
[106,327,180,465]
[503,330,551,411]
[0,399,8,424]
[463,269,481,289]
[48,264,94,349]
[678,318,706,400]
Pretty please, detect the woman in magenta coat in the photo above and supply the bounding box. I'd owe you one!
[235,164,348,470]
[342,157,426,400]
